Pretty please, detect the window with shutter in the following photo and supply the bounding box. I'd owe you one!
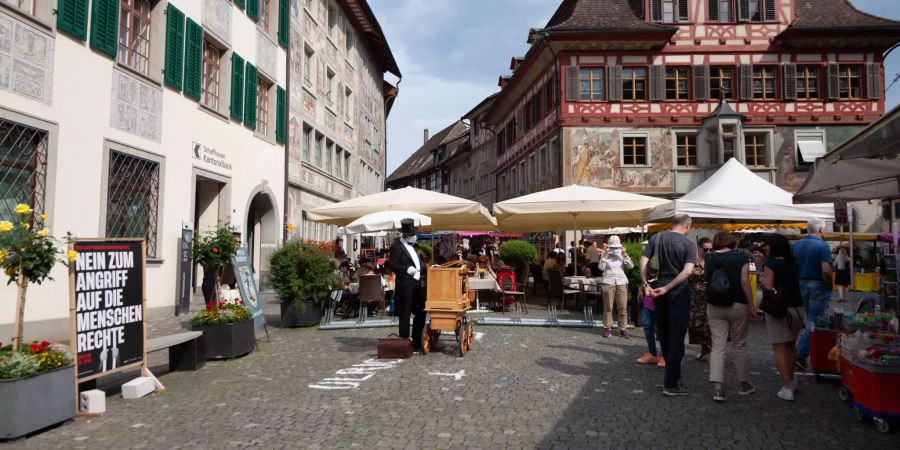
[277,0,288,48]
[710,67,734,100]
[244,63,258,128]
[230,53,245,121]
[796,65,819,100]
[164,4,185,91]
[650,0,662,22]
[866,63,881,100]
[752,66,777,100]
[678,0,689,21]
[782,64,797,100]
[579,67,605,101]
[693,65,710,101]
[739,64,753,100]
[276,87,286,143]
[665,67,691,100]
[183,19,203,100]
[826,63,840,100]
[623,67,647,101]
[247,0,259,23]
[737,0,750,21]
[57,0,89,40]
[90,0,119,58]
[649,65,665,101]
[607,65,623,102]
[764,0,776,21]
[565,66,578,102]
[708,0,719,21]
[837,65,862,100]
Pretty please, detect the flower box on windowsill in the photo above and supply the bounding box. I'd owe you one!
[0,365,75,439]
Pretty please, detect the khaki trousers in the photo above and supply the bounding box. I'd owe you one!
[707,303,750,384]
[601,284,628,331]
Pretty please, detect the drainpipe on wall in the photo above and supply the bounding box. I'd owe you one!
[282,15,291,244]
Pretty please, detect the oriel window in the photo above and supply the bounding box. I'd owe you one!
[744,133,768,167]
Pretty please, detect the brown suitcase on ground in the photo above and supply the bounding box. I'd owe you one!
[377,336,413,359]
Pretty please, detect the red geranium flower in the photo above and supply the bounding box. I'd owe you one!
[41,340,50,347]
[212,247,219,253]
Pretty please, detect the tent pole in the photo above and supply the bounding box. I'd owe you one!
[848,207,856,311]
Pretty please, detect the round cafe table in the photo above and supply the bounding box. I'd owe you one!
[564,276,602,291]
[468,277,499,313]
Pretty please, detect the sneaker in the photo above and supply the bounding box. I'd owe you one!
[602,328,612,338]
[713,389,726,402]
[657,356,666,368]
[791,381,799,394]
[777,387,795,401]
[636,353,659,364]
[619,330,631,339]
[795,360,808,372]
[738,382,756,396]
[663,385,688,397]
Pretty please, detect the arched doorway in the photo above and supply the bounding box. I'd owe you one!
[246,191,278,291]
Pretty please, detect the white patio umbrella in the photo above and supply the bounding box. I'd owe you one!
[493,184,670,274]
[344,210,431,234]
[307,187,496,231]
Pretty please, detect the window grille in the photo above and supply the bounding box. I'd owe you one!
[106,150,160,257]
[0,119,48,221]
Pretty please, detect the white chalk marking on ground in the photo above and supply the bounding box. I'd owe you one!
[474,332,485,341]
[309,358,401,390]
[631,389,644,394]
[74,436,88,441]
[429,369,466,381]
[130,423,144,428]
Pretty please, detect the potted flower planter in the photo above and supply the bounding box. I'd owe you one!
[280,300,321,327]
[193,319,255,359]
[0,365,75,439]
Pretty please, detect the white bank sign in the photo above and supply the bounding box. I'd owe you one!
[192,142,231,171]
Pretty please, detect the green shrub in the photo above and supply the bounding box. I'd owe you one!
[623,241,644,301]
[0,352,39,379]
[416,242,432,261]
[269,240,342,312]
[500,240,537,278]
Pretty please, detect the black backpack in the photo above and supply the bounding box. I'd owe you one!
[706,253,735,307]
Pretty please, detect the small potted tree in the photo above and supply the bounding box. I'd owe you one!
[0,204,77,439]
[191,224,239,305]
[269,240,341,327]
[499,239,537,282]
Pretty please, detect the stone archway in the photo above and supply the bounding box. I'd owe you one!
[245,187,279,292]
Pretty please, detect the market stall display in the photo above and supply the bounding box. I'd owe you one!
[423,262,474,356]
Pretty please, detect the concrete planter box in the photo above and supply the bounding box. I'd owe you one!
[194,320,255,359]
[0,365,75,439]
[280,300,321,328]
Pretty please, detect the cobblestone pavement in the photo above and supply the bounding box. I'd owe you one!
[2,296,895,449]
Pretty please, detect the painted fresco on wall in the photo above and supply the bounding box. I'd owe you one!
[0,11,54,104]
[203,0,231,44]
[775,125,866,192]
[256,31,277,79]
[110,69,162,142]
[567,127,672,191]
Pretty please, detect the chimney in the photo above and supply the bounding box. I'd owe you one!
[423,128,429,144]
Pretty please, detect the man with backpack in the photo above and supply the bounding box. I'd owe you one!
[640,214,697,397]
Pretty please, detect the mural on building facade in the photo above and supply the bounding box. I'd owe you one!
[256,31,277,79]
[110,69,162,142]
[203,0,232,44]
[567,127,672,192]
[0,11,54,104]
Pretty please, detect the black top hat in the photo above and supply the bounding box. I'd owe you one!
[400,218,417,234]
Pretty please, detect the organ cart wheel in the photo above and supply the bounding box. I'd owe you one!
[467,322,474,350]
[838,387,851,402]
[422,324,432,354]
[873,417,891,434]
[854,406,866,422]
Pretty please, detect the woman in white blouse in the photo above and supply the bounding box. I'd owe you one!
[598,236,634,338]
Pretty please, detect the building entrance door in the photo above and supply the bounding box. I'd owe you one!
[246,192,277,291]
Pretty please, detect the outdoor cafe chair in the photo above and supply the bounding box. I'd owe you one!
[548,270,579,310]
[358,274,385,317]
[579,280,603,312]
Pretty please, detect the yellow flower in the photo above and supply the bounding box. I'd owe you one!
[0,250,6,262]
[67,250,78,262]
[286,223,295,232]
[5,266,14,276]
[21,223,30,230]
[40,214,48,221]
[0,221,11,232]
[14,204,32,216]
[38,229,48,237]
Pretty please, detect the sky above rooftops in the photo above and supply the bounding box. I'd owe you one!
[371,0,900,174]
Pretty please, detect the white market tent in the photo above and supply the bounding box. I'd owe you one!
[493,184,670,233]
[306,186,497,231]
[343,211,431,234]
[645,158,835,224]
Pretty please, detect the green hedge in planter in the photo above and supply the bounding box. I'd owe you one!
[499,240,537,278]
[269,240,342,312]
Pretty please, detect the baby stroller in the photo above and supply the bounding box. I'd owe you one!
[495,266,525,312]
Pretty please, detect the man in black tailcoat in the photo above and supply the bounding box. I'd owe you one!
[389,219,426,352]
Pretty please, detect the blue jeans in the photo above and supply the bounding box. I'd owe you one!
[643,305,657,356]
[654,283,691,389]
[796,280,832,362]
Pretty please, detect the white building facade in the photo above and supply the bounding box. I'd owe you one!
[0,0,288,341]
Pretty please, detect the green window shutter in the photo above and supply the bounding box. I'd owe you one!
[183,19,203,100]
[230,53,245,121]
[235,0,245,10]
[90,0,119,58]
[56,0,89,41]
[244,63,258,129]
[247,0,259,23]
[164,4,186,91]
[276,86,286,143]
[277,0,288,48]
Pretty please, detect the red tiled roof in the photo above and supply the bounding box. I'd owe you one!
[544,0,675,33]
[385,121,468,183]
[790,0,900,30]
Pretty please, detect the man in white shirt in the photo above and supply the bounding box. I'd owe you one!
[389,219,426,352]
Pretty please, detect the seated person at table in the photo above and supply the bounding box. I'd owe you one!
[477,255,497,279]
[491,253,505,269]
[360,262,386,288]
[338,261,355,285]
[543,254,564,281]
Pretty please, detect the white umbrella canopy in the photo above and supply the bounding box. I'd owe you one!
[344,210,431,234]
[307,187,497,231]
[493,184,670,232]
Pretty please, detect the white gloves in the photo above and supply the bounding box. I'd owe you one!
[407,266,420,281]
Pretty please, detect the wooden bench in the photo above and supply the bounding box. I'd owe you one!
[147,331,205,372]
